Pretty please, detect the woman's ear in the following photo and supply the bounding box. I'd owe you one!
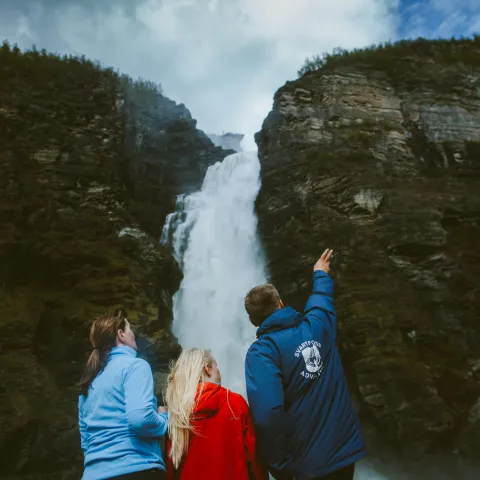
[204,364,211,377]
[117,329,124,344]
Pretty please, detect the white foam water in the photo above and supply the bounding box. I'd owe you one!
[161,151,267,395]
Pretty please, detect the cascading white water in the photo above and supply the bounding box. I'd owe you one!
[161,151,267,395]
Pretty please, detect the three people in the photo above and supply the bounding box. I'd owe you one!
[244,249,366,479]
[79,249,365,480]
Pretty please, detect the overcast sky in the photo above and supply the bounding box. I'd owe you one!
[1,0,479,149]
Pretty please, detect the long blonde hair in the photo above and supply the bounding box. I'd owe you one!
[164,348,214,469]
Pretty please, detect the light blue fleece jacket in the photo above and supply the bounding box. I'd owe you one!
[78,346,168,480]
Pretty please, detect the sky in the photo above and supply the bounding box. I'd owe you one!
[1,0,479,150]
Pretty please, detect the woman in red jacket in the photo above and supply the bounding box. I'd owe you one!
[164,348,267,480]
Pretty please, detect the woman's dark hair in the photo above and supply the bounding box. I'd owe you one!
[79,313,127,396]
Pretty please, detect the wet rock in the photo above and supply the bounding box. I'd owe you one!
[0,46,231,479]
[256,40,480,458]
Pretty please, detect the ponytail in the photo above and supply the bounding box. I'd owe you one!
[78,314,126,396]
[79,348,109,396]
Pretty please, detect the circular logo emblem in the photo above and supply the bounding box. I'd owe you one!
[301,344,322,373]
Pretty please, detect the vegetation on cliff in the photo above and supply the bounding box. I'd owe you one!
[298,35,480,81]
[1,40,163,104]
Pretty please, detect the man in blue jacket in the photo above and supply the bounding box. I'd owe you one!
[244,249,366,480]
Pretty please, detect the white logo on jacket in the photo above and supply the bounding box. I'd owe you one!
[295,340,324,379]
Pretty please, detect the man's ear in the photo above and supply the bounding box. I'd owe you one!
[279,299,285,309]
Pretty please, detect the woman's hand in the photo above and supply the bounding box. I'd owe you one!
[158,406,167,414]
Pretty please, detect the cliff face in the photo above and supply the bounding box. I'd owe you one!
[0,44,231,479]
[255,39,480,459]
[121,83,234,237]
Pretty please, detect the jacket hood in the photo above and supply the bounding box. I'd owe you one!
[256,306,302,337]
[193,382,227,418]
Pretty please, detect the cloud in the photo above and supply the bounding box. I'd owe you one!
[3,0,399,149]
[399,0,480,40]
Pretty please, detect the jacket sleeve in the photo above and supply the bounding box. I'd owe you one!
[239,396,269,480]
[304,270,337,340]
[124,359,168,438]
[78,397,88,452]
[245,342,293,478]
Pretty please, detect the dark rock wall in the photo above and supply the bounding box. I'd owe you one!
[0,45,231,479]
[255,40,480,459]
[120,83,234,237]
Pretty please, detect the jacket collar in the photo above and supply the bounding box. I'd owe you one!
[193,382,227,418]
[109,345,137,358]
[256,306,302,337]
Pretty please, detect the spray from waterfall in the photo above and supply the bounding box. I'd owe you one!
[161,151,267,395]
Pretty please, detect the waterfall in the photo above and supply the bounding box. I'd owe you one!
[161,151,267,395]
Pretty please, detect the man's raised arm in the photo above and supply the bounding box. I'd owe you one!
[304,249,337,339]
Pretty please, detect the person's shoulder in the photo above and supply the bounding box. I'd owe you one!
[228,389,247,403]
[226,390,249,412]
[132,357,151,369]
[247,335,273,352]
[122,356,151,375]
[247,339,260,355]
[246,341,264,363]
[247,335,280,358]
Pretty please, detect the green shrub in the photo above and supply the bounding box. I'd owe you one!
[298,36,480,78]
[0,40,162,99]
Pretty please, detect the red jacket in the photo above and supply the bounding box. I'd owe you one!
[166,382,267,480]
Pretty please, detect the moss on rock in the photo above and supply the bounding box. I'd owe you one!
[0,42,231,478]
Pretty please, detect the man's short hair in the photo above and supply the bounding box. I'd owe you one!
[244,284,281,327]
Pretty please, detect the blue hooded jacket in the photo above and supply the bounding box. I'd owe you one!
[245,271,366,479]
[78,346,168,480]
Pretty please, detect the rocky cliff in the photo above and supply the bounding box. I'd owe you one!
[255,38,480,463]
[0,43,231,479]
[121,78,234,237]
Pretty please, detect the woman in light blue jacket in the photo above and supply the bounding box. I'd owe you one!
[78,313,168,480]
